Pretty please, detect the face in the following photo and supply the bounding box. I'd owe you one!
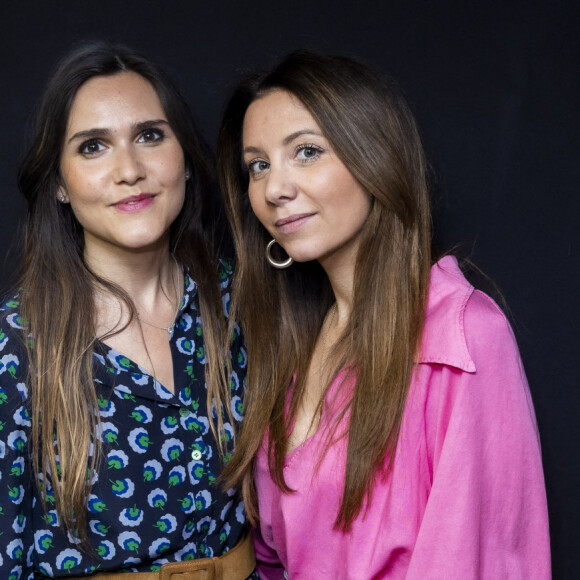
[242,90,372,273]
[59,72,186,261]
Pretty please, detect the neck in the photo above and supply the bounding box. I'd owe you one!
[319,255,355,329]
[86,244,177,307]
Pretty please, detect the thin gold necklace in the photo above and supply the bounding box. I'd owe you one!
[136,257,182,335]
[96,255,183,336]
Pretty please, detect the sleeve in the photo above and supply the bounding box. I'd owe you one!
[406,290,551,579]
[0,323,34,579]
[218,259,248,436]
[252,526,285,580]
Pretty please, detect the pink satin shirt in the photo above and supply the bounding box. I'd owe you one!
[253,256,550,579]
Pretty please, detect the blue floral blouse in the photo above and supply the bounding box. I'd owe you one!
[0,262,252,579]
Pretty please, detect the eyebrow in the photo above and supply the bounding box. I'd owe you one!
[67,119,170,144]
[243,129,324,155]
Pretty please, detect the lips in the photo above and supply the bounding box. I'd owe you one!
[275,213,315,234]
[114,193,155,213]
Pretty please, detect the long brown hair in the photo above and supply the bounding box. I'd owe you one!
[218,51,432,529]
[17,41,230,543]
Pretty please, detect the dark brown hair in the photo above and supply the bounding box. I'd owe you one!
[218,51,432,529]
[17,41,229,542]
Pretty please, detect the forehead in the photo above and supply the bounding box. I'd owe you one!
[66,72,165,133]
[243,90,320,143]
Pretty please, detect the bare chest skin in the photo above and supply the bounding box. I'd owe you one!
[96,298,177,394]
[287,344,326,453]
[287,309,342,453]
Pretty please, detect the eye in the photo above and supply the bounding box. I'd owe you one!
[138,127,164,143]
[246,159,270,177]
[295,144,322,162]
[79,139,106,156]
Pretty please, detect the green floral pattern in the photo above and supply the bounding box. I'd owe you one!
[0,263,252,578]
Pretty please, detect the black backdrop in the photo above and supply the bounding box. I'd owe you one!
[0,2,577,577]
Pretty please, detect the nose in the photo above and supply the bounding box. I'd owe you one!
[113,144,145,185]
[264,163,297,206]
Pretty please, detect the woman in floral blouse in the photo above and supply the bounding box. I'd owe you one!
[0,41,255,579]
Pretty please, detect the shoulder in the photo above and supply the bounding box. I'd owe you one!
[181,258,234,306]
[217,258,235,288]
[463,287,513,342]
[217,258,236,318]
[0,292,25,328]
[419,257,518,373]
[413,261,535,447]
[0,293,29,403]
[0,292,26,349]
[183,259,234,292]
[462,288,522,377]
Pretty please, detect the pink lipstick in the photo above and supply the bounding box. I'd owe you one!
[275,213,314,234]
[114,194,155,213]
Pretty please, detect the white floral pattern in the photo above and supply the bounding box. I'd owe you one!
[0,263,255,578]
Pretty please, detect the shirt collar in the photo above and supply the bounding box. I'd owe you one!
[178,269,197,316]
[417,255,476,373]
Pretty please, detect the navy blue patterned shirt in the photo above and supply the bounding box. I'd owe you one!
[0,262,252,578]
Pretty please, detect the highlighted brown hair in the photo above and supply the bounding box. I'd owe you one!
[17,41,229,543]
[218,51,432,529]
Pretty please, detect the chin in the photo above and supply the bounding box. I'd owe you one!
[114,237,167,253]
[290,247,327,264]
[289,254,320,265]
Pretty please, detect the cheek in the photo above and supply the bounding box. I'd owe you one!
[357,193,373,222]
[160,156,186,185]
[151,141,185,182]
[247,191,274,235]
[60,155,106,198]
[338,178,372,219]
[61,168,99,202]
[350,198,372,233]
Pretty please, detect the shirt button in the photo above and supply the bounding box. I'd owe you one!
[191,449,202,460]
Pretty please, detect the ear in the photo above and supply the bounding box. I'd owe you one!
[57,186,69,204]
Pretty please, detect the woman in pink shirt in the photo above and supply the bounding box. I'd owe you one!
[218,51,550,578]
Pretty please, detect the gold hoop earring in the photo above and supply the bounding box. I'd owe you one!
[266,239,293,269]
